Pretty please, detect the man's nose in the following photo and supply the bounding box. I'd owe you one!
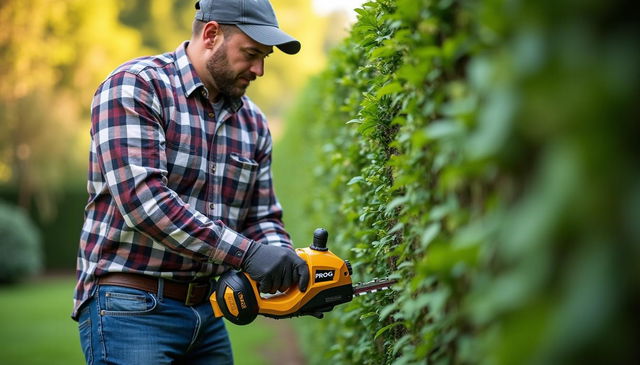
[250,59,264,77]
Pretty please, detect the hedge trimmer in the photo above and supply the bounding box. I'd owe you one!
[210,228,396,325]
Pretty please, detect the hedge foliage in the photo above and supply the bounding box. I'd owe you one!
[276,0,639,364]
[0,201,43,283]
[0,188,86,270]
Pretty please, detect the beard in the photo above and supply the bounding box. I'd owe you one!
[206,44,254,99]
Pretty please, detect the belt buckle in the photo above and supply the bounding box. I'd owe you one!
[185,281,210,306]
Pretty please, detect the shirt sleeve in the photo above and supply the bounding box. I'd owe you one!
[240,120,294,249]
[91,70,252,268]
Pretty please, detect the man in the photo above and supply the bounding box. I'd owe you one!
[73,0,309,363]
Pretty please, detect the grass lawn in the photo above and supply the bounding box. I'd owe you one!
[0,276,279,365]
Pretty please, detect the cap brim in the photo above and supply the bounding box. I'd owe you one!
[237,24,301,55]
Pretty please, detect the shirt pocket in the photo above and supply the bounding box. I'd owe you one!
[222,152,259,209]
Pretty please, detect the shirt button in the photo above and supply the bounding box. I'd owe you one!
[210,163,216,173]
[208,112,215,118]
[209,203,215,209]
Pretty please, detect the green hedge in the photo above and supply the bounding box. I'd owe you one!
[275,0,639,364]
[0,201,43,283]
[0,188,86,271]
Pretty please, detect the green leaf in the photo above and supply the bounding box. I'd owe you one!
[371,44,399,59]
[374,322,404,340]
[376,82,403,97]
[392,335,413,356]
[421,223,441,248]
[379,304,397,321]
[425,120,464,140]
[360,311,379,320]
[385,196,408,213]
[389,222,405,234]
[347,176,365,185]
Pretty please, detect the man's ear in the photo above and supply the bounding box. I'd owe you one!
[202,21,223,49]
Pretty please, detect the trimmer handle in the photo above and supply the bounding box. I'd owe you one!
[211,270,259,325]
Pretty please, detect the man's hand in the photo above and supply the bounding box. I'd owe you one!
[240,243,310,294]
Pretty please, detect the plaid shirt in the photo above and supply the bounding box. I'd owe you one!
[73,42,291,318]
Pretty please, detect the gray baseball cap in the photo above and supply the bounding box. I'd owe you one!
[195,0,301,55]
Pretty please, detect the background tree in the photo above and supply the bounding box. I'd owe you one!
[0,0,143,214]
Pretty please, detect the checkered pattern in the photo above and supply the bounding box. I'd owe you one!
[73,42,291,318]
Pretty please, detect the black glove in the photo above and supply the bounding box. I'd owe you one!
[240,242,310,294]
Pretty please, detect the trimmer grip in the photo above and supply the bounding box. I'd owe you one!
[211,270,259,325]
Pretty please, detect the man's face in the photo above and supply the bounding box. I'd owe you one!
[206,30,273,99]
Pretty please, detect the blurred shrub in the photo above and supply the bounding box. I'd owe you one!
[276,0,639,363]
[0,188,86,271]
[0,201,43,283]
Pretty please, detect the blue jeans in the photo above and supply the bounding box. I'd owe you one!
[77,283,233,364]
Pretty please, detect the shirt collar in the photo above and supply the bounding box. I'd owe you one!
[175,41,202,98]
[175,41,243,114]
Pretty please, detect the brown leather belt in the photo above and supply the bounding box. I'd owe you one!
[98,273,214,306]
